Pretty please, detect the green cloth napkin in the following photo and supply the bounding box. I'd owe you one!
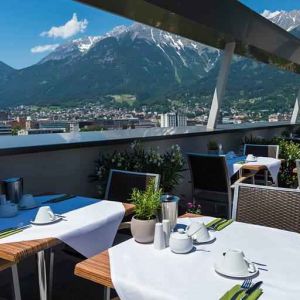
[220,284,263,300]
[215,219,234,231]
[205,218,223,228]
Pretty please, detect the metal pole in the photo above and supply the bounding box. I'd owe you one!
[291,88,300,124]
[11,265,21,300]
[37,250,48,300]
[48,249,55,300]
[207,42,236,130]
[103,287,111,300]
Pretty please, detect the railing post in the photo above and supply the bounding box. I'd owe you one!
[207,42,236,130]
[291,88,300,124]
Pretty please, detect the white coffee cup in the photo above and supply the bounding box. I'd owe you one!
[194,222,211,243]
[0,194,7,205]
[0,202,18,218]
[19,194,38,208]
[218,249,255,276]
[246,154,256,162]
[186,222,211,243]
[34,206,55,223]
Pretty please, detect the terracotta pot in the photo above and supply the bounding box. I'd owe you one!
[131,216,157,243]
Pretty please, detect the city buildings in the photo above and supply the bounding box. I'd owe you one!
[160,112,187,127]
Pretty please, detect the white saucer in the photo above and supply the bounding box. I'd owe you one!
[194,233,216,244]
[30,216,63,225]
[246,159,257,162]
[214,264,258,279]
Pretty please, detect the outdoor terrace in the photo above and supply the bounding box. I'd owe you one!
[1,0,300,299]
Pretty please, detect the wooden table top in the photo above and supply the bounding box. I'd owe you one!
[74,213,200,288]
[0,202,135,263]
[239,158,284,172]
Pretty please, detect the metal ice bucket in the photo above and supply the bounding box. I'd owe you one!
[160,195,179,231]
[1,177,23,204]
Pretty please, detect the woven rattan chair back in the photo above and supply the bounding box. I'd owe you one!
[296,159,300,188]
[105,169,160,203]
[233,183,300,233]
[244,144,279,158]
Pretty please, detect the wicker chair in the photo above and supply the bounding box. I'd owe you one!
[0,260,21,300]
[105,169,160,203]
[232,183,300,233]
[243,144,279,185]
[187,153,254,218]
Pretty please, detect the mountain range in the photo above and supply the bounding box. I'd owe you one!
[1,10,300,112]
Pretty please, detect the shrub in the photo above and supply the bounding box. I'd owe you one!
[93,141,185,197]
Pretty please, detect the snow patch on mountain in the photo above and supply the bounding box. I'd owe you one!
[261,9,300,31]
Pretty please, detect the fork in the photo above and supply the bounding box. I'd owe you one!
[231,278,252,300]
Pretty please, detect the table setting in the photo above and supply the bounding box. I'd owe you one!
[106,189,300,300]
[225,152,281,181]
[0,177,126,258]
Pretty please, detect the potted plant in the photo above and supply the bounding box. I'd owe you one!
[130,180,162,243]
[207,140,219,154]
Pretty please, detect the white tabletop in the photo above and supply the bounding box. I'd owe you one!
[0,195,125,257]
[109,217,300,300]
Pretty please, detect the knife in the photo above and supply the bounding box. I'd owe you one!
[43,194,75,204]
[210,219,227,230]
[240,281,263,300]
[206,218,225,229]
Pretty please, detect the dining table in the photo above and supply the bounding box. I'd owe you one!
[0,194,134,300]
[226,155,283,185]
[75,213,300,300]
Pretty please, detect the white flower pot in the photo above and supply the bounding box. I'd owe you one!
[131,216,157,243]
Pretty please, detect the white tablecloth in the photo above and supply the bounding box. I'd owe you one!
[109,217,300,300]
[0,195,125,257]
[227,156,281,181]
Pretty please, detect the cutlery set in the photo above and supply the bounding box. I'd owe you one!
[44,194,75,204]
[230,279,263,300]
[0,224,31,239]
[0,195,72,240]
[206,218,233,231]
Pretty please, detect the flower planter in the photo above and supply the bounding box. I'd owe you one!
[131,216,157,243]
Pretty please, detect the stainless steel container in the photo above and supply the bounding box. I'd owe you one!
[0,181,5,195]
[2,177,23,204]
[160,195,179,231]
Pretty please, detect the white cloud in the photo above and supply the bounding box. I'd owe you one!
[31,44,59,53]
[41,13,88,39]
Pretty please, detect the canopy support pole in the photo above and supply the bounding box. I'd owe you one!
[207,42,235,130]
[291,88,300,124]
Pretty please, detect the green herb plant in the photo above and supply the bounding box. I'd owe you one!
[130,180,162,220]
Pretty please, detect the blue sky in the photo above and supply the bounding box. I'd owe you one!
[0,0,299,69]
